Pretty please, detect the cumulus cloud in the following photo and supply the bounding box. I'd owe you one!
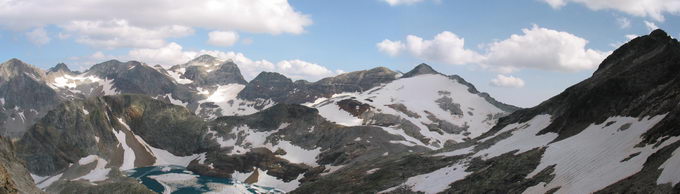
[207,31,239,47]
[378,25,608,73]
[542,0,680,21]
[644,20,659,31]
[490,74,525,88]
[483,25,609,73]
[125,42,341,81]
[377,39,405,57]
[26,27,50,45]
[397,31,484,65]
[382,0,427,6]
[62,20,194,49]
[0,0,311,48]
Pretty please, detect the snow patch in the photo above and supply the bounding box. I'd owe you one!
[113,119,136,170]
[167,68,193,84]
[386,161,470,194]
[475,114,555,159]
[33,173,62,189]
[75,155,111,182]
[523,114,678,194]
[658,146,680,186]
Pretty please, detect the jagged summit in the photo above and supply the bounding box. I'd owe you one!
[401,63,441,78]
[0,58,45,81]
[595,29,678,76]
[650,28,670,38]
[186,54,221,66]
[48,63,72,73]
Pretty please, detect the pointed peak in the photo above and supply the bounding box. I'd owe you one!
[2,58,31,68]
[6,58,23,64]
[252,71,290,81]
[48,63,72,73]
[649,29,669,39]
[189,54,219,64]
[0,58,45,79]
[401,63,441,78]
[1,58,36,69]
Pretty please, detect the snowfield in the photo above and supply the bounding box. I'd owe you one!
[524,114,680,194]
[306,74,509,149]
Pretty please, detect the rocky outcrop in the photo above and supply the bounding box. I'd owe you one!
[16,94,211,176]
[0,137,43,194]
[237,72,297,103]
[401,63,440,78]
[183,61,247,85]
[237,67,400,104]
[47,63,73,74]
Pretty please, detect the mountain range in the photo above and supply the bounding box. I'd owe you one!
[0,29,679,193]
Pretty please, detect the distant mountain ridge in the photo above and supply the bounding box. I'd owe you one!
[0,47,519,192]
[0,52,515,139]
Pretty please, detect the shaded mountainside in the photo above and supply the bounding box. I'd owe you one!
[293,29,680,194]
[0,137,43,194]
[0,59,61,137]
[17,95,210,177]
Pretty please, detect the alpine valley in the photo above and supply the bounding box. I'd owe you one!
[0,29,679,194]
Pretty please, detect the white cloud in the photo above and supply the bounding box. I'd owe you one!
[0,0,311,34]
[26,27,50,45]
[483,25,609,73]
[644,20,659,31]
[490,74,525,88]
[62,19,194,49]
[126,42,340,81]
[625,34,639,40]
[404,31,485,65]
[207,31,239,47]
[128,42,197,65]
[0,0,311,48]
[542,0,680,21]
[382,0,426,6]
[616,17,631,29]
[377,39,405,57]
[378,25,608,73]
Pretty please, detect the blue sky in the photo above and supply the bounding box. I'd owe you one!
[0,0,678,107]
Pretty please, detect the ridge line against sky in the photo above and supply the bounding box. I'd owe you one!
[0,0,678,107]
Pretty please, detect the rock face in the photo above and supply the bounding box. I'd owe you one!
[401,63,438,78]
[294,29,680,194]
[0,137,43,194]
[0,59,61,138]
[238,67,401,104]
[16,95,210,177]
[183,60,247,86]
[188,103,430,192]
